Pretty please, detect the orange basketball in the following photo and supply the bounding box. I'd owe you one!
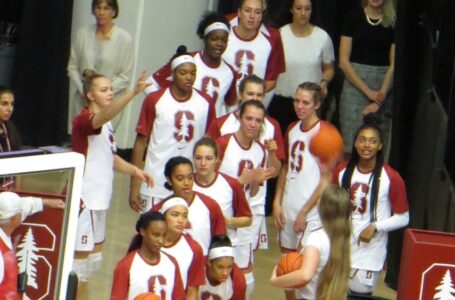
[276,252,303,276]
[309,122,344,164]
[134,292,162,300]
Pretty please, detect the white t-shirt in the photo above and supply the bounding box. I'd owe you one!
[275,25,334,98]
[296,228,330,300]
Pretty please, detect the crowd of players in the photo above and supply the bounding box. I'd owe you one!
[0,0,409,299]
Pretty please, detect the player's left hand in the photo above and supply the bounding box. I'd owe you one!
[358,223,376,244]
[135,168,154,187]
[293,211,307,233]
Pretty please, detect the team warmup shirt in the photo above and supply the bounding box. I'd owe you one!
[208,113,284,215]
[153,192,226,255]
[223,17,285,86]
[111,250,185,300]
[136,88,216,199]
[199,263,247,300]
[144,51,237,117]
[216,133,266,206]
[333,162,409,271]
[193,172,252,246]
[281,120,324,222]
[72,108,116,210]
[161,233,205,289]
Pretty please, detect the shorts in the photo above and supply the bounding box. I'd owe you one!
[237,214,264,248]
[278,219,321,252]
[348,269,381,294]
[234,243,253,270]
[140,194,163,212]
[75,208,107,252]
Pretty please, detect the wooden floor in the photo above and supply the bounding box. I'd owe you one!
[79,172,397,299]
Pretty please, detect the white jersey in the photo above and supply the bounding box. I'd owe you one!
[144,51,237,117]
[208,113,285,215]
[281,120,323,221]
[217,133,266,210]
[111,250,185,300]
[161,233,205,289]
[136,88,215,199]
[295,228,330,300]
[154,192,226,255]
[193,172,251,246]
[223,17,285,86]
[276,25,334,97]
[333,163,409,271]
[72,108,116,210]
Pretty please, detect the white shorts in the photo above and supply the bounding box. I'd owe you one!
[278,219,321,251]
[140,194,163,212]
[237,214,264,248]
[75,208,107,252]
[234,243,253,270]
[348,269,381,294]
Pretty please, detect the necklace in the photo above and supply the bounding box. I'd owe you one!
[365,13,382,26]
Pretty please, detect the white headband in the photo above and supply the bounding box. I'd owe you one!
[208,246,234,260]
[171,55,195,71]
[0,191,22,223]
[160,197,188,214]
[204,22,230,36]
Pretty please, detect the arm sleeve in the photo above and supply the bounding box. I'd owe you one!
[227,175,252,218]
[110,260,130,300]
[375,212,409,232]
[264,28,286,81]
[67,32,84,94]
[20,197,44,221]
[187,237,206,287]
[171,259,187,300]
[231,264,247,300]
[321,32,335,64]
[110,33,134,94]
[135,94,158,137]
[0,251,4,284]
[209,199,227,236]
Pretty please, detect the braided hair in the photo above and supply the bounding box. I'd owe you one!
[341,114,384,222]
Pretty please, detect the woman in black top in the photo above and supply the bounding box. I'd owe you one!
[339,0,395,159]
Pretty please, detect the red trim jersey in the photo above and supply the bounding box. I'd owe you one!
[281,120,324,222]
[208,113,284,215]
[199,263,247,300]
[153,192,226,255]
[193,172,252,246]
[0,228,19,300]
[110,250,186,300]
[145,51,237,117]
[216,134,267,211]
[72,108,116,210]
[136,88,216,198]
[161,233,205,289]
[333,162,409,271]
[223,17,285,86]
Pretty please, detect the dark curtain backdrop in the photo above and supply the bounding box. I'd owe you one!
[11,0,73,147]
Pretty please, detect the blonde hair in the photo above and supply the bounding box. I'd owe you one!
[362,0,396,28]
[316,185,351,300]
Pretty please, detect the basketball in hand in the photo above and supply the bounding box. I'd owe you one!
[309,122,344,164]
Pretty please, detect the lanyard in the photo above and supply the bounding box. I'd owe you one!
[0,123,11,153]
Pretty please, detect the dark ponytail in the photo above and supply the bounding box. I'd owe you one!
[127,211,165,253]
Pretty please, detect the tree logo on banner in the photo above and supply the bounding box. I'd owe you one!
[15,223,56,300]
[16,228,39,289]
[420,263,455,299]
[433,269,455,300]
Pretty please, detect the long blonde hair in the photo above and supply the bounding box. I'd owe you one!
[362,0,396,28]
[316,184,352,300]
